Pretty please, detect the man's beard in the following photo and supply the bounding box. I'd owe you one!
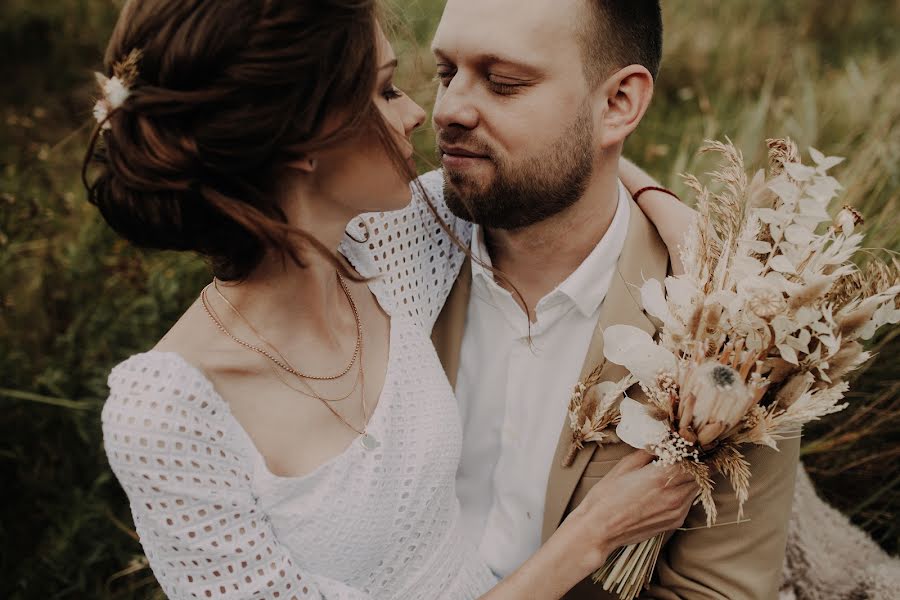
[439,104,594,230]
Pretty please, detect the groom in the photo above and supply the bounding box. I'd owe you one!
[428,0,799,598]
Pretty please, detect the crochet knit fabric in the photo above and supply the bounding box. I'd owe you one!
[779,465,900,600]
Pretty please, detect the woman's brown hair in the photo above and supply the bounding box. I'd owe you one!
[83,0,413,281]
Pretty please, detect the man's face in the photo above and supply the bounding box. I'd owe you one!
[431,0,598,229]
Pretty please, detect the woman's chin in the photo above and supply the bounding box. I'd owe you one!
[384,185,416,211]
[355,177,417,214]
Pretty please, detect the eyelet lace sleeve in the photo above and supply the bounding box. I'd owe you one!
[102,353,372,600]
[340,169,473,330]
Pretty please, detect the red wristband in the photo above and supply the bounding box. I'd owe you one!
[633,185,681,204]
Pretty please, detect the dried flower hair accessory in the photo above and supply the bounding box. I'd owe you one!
[92,48,142,131]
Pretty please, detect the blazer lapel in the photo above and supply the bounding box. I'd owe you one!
[541,199,670,542]
[432,256,472,388]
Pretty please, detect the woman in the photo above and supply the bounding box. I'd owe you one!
[85,0,698,598]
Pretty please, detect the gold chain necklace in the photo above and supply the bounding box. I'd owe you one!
[210,279,362,402]
[211,273,361,381]
[200,284,375,443]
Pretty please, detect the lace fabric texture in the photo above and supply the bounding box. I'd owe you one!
[102,171,493,599]
[778,465,900,600]
[342,170,473,332]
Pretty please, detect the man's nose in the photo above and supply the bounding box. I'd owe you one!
[432,78,479,131]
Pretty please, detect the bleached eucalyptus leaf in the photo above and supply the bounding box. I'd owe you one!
[769,255,796,274]
[810,321,833,335]
[769,178,801,203]
[798,198,831,220]
[784,224,815,245]
[665,276,698,310]
[744,240,773,254]
[819,334,841,355]
[793,214,829,231]
[785,333,810,353]
[794,308,819,328]
[809,148,845,172]
[859,304,900,340]
[640,279,674,325]
[809,147,826,165]
[777,343,800,365]
[819,157,844,171]
[756,208,789,224]
[807,176,842,201]
[771,315,796,341]
[616,396,669,450]
[785,163,816,182]
[732,254,766,280]
[602,325,677,387]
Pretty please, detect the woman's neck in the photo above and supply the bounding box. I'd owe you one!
[213,201,357,350]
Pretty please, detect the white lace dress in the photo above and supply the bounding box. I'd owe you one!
[102,171,496,599]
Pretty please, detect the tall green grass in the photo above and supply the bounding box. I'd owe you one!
[1,0,897,597]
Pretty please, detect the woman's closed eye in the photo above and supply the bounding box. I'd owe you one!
[382,85,403,101]
[434,65,455,86]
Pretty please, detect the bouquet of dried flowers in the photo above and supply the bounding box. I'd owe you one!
[569,138,900,600]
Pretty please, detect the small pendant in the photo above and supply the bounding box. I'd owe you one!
[360,433,380,450]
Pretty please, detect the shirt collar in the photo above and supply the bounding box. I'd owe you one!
[469,180,631,318]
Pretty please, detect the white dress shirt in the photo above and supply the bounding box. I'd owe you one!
[455,181,631,578]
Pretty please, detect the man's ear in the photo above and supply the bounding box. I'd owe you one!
[594,65,654,149]
[286,156,317,173]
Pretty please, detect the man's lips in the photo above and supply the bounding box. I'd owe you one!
[439,144,490,170]
[439,144,489,159]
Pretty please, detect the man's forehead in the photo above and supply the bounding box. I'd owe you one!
[433,0,583,64]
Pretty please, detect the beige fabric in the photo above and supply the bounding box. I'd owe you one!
[434,201,800,599]
[778,465,900,600]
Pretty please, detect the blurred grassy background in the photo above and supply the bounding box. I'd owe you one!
[1,0,898,597]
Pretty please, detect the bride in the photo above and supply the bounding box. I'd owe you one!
[85,0,698,598]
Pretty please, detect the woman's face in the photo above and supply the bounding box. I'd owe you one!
[309,26,427,217]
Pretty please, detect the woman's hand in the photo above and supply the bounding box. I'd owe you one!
[619,156,698,276]
[480,451,697,599]
[560,450,698,572]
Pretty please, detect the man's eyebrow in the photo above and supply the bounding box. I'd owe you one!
[431,47,543,75]
[481,53,541,72]
[379,58,399,71]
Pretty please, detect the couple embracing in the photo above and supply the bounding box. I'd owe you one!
[88,0,798,598]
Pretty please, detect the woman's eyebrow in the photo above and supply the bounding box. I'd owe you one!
[379,58,399,71]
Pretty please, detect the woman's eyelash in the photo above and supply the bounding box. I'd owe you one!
[383,86,403,101]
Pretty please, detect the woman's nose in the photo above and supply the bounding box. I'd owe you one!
[405,97,427,136]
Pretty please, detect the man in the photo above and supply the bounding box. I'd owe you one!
[428,0,800,597]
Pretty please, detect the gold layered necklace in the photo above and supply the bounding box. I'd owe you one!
[199,273,379,449]
[210,275,362,381]
[210,279,361,402]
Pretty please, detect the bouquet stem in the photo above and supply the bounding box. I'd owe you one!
[591,533,664,600]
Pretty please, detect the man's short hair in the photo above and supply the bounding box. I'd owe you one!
[579,1,663,82]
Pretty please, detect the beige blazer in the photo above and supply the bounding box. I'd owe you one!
[432,200,800,599]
